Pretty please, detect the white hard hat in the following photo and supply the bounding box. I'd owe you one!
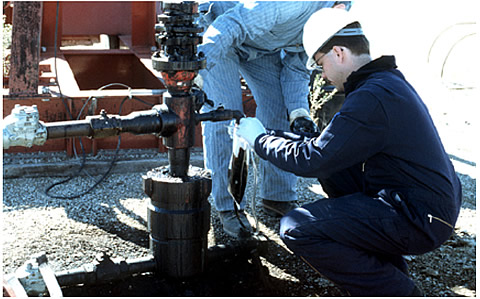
[303,8,363,70]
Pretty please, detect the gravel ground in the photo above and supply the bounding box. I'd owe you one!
[2,89,476,296]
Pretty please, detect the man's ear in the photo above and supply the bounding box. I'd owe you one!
[332,46,345,63]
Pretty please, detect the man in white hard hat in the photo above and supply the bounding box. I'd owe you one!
[195,1,350,239]
[234,8,462,296]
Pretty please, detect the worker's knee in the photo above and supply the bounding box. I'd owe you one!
[279,207,311,251]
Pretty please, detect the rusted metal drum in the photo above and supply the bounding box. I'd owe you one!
[143,166,212,278]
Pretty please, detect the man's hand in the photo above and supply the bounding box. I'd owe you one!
[236,117,266,148]
[289,108,319,134]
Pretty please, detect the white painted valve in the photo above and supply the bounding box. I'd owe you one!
[3,104,47,149]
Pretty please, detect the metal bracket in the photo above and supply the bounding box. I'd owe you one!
[4,252,63,297]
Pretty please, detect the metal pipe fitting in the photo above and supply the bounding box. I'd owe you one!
[55,253,157,287]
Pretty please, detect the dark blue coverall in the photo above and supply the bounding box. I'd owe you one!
[253,56,462,296]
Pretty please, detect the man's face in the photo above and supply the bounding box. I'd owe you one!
[313,47,348,92]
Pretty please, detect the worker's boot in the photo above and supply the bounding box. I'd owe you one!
[262,199,299,217]
[219,210,252,239]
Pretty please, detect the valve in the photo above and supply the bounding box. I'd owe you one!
[3,104,47,149]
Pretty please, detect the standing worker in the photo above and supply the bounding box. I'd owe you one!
[235,8,462,296]
[195,1,351,239]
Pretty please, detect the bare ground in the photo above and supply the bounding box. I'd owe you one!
[2,141,476,297]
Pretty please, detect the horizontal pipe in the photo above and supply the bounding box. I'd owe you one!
[55,255,157,287]
[44,108,175,140]
[45,120,93,139]
[54,236,267,287]
[195,109,244,124]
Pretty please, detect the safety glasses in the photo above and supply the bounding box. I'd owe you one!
[309,49,331,72]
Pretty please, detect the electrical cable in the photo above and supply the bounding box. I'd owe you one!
[47,1,109,198]
[45,94,154,199]
[45,81,159,198]
[45,1,86,198]
[45,96,127,199]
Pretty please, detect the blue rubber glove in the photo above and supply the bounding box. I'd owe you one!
[235,117,266,148]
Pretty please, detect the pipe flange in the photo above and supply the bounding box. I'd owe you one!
[152,55,206,72]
